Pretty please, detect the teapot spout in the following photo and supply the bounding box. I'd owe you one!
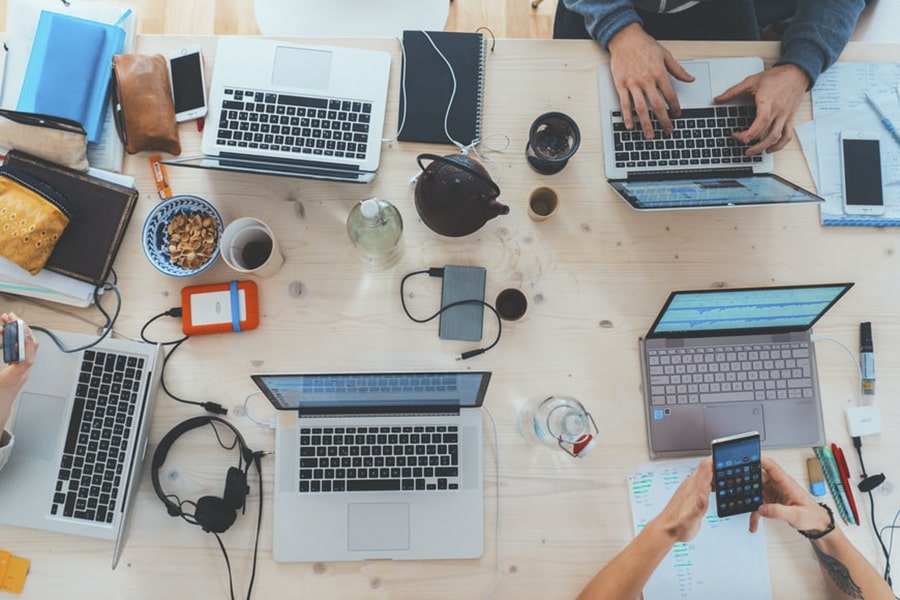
[488,199,510,219]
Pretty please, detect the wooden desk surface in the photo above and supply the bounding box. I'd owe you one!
[2,36,899,599]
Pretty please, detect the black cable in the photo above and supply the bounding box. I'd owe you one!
[400,268,502,359]
[852,436,895,590]
[30,280,122,353]
[140,308,226,415]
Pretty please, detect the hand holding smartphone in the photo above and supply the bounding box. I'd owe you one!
[2,319,25,364]
[168,46,208,122]
[840,131,885,216]
[712,431,762,518]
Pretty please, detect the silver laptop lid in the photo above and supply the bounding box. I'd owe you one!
[251,371,492,415]
[646,283,854,340]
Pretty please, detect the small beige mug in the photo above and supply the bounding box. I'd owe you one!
[528,187,559,221]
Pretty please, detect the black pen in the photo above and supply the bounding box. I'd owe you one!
[860,322,875,396]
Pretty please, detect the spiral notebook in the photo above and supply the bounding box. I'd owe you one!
[397,30,486,146]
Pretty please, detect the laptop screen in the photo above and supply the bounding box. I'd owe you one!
[647,283,853,338]
[251,371,492,413]
[610,173,822,210]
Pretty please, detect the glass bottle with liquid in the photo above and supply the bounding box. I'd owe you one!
[346,198,404,269]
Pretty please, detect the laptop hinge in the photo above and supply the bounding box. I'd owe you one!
[297,406,461,418]
[219,150,362,171]
[624,167,754,182]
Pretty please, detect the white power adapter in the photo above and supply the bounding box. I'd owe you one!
[845,405,883,437]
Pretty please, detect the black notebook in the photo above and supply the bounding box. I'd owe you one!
[5,150,138,286]
[398,30,486,146]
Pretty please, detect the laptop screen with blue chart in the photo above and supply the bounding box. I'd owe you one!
[610,172,823,211]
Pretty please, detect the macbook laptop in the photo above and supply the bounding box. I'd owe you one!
[0,329,162,568]
[639,283,853,457]
[251,371,491,562]
[163,36,391,183]
[598,57,823,210]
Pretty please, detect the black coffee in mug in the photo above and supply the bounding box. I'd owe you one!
[241,238,273,270]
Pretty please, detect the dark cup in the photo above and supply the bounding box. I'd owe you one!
[526,111,581,174]
[496,288,528,321]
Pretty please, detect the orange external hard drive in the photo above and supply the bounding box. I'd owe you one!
[181,280,259,335]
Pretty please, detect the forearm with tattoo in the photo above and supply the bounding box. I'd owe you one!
[811,541,864,600]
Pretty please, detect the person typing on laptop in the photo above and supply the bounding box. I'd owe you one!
[576,457,893,600]
[0,313,39,472]
[557,0,866,155]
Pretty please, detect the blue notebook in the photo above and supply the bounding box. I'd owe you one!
[16,10,130,143]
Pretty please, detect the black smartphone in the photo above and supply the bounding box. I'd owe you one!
[840,131,885,216]
[168,46,208,122]
[2,319,25,363]
[712,431,762,518]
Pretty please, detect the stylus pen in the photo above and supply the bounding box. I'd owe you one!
[865,93,900,147]
[860,322,875,396]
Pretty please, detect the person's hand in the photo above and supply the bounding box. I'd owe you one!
[608,23,695,139]
[651,457,713,543]
[714,63,810,155]
[750,457,832,534]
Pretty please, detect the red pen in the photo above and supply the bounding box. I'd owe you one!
[832,443,860,526]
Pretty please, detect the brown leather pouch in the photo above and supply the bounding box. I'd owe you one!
[111,54,181,155]
[0,165,74,275]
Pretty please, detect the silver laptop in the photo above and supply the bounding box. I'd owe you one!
[251,371,491,562]
[598,57,822,210]
[163,36,391,183]
[0,329,162,568]
[640,283,853,457]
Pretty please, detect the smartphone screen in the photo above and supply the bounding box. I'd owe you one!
[170,51,206,117]
[712,431,762,518]
[842,137,884,212]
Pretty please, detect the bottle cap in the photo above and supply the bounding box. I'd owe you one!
[360,198,380,219]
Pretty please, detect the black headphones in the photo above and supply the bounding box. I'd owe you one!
[151,416,255,534]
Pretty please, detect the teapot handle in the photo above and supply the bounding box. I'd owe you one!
[416,153,501,198]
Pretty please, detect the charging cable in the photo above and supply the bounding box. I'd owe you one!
[400,267,502,360]
[30,279,122,353]
[813,335,894,589]
[140,307,226,415]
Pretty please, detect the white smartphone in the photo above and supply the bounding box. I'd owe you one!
[840,131,885,216]
[168,46,208,122]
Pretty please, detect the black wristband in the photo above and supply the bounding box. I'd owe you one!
[798,502,835,540]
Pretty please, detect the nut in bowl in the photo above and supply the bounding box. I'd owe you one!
[142,195,223,277]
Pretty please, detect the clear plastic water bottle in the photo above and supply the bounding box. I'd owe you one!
[346,198,404,268]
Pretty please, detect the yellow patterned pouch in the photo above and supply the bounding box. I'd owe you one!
[0,166,74,275]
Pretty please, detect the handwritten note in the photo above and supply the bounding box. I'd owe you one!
[628,458,772,600]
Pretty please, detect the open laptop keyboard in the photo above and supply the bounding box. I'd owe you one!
[647,341,813,406]
[298,425,460,493]
[216,88,372,159]
[612,106,764,170]
[52,350,144,523]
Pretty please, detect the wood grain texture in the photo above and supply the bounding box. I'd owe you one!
[0,33,898,599]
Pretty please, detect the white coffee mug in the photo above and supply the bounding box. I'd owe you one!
[220,217,284,277]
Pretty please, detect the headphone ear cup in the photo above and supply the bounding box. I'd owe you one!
[222,466,249,511]
[194,496,237,534]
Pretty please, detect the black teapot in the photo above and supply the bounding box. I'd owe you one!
[414,153,508,237]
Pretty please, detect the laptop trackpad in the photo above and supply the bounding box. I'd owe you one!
[13,393,67,461]
[347,503,410,552]
[671,62,712,105]
[704,403,764,444]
